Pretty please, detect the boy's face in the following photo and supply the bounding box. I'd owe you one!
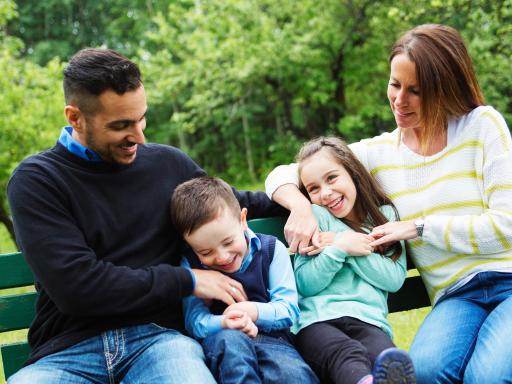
[185,207,249,274]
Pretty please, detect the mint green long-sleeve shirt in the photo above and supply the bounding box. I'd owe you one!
[292,204,407,338]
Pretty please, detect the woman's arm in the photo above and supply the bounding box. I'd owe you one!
[267,180,320,254]
[371,110,512,255]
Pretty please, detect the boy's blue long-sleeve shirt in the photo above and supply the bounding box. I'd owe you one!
[182,228,299,339]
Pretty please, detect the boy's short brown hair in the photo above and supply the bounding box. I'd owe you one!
[171,176,241,236]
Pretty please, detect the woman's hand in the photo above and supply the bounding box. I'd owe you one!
[370,220,417,248]
[285,203,320,254]
[334,231,375,256]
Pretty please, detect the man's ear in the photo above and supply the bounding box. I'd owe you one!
[64,105,84,133]
[240,207,248,230]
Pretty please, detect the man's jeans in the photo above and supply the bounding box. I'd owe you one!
[410,271,512,384]
[202,329,319,384]
[8,323,216,384]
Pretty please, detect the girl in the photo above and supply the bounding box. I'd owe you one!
[293,136,414,384]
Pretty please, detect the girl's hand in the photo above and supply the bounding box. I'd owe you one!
[334,231,375,256]
[300,232,337,256]
[221,310,258,338]
[370,220,417,247]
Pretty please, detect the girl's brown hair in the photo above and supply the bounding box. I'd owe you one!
[390,24,484,155]
[297,136,402,260]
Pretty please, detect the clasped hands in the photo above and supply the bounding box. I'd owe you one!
[284,208,417,255]
[192,269,259,338]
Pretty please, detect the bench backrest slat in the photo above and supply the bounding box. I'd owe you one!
[1,343,32,380]
[0,252,34,289]
[0,293,37,332]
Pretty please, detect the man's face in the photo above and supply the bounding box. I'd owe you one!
[77,85,147,165]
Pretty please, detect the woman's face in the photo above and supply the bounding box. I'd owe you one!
[387,53,421,131]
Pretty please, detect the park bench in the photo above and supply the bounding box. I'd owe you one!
[0,216,431,381]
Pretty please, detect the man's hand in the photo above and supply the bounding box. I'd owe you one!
[221,310,258,338]
[370,220,416,247]
[224,301,259,322]
[334,231,375,256]
[191,269,248,305]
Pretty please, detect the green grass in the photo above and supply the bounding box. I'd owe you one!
[0,226,16,254]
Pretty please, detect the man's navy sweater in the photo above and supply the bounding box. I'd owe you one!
[7,142,286,365]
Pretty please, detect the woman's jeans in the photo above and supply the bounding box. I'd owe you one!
[409,271,512,384]
[7,323,216,384]
[202,329,319,384]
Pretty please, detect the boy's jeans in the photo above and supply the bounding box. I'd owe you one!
[202,329,319,384]
[410,271,512,384]
[8,323,216,384]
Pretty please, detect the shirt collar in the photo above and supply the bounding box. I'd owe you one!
[238,228,260,273]
[58,126,102,162]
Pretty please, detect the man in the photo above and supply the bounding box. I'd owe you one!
[6,48,286,383]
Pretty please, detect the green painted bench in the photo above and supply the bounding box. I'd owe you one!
[0,216,430,381]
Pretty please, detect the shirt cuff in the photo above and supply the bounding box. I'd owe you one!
[254,302,274,331]
[264,164,300,199]
[207,315,224,334]
[187,268,196,290]
[323,245,348,263]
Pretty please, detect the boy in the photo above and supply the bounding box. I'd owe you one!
[171,176,319,384]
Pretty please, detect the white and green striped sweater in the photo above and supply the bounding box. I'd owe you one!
[266,106,512,305]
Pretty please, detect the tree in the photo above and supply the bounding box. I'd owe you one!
[0,0,64,244]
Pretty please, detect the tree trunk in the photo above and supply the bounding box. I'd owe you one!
[241,105,257,184]
[0,201,17,248]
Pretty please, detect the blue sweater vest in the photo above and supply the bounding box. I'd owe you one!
[186,233,292,341]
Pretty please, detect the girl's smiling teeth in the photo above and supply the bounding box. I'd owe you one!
[327,196,344,210]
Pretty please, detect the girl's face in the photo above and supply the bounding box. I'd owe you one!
[387,53,422,131]
[300,149,358,221]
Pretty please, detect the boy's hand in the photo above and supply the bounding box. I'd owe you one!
[224,301,259,322]
[221,310,258,338]
[334,231,375,256]
[192,269,248,305]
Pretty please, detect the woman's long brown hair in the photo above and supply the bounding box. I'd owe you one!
[297,136,402,260]
[390,24,484,155]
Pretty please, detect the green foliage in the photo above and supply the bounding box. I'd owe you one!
[1,0,511,239]
[0,1,64,243]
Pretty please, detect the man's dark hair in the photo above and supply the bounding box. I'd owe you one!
[63,48,142,115]
[171,176,241,237]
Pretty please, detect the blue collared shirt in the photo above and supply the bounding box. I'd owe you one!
[181,228,300,339]
[58,126,103,162]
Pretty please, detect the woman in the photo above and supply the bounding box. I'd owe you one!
[265,24,512,383]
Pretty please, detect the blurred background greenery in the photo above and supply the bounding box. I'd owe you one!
[1,0,511,380]
[1,0,511,248]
